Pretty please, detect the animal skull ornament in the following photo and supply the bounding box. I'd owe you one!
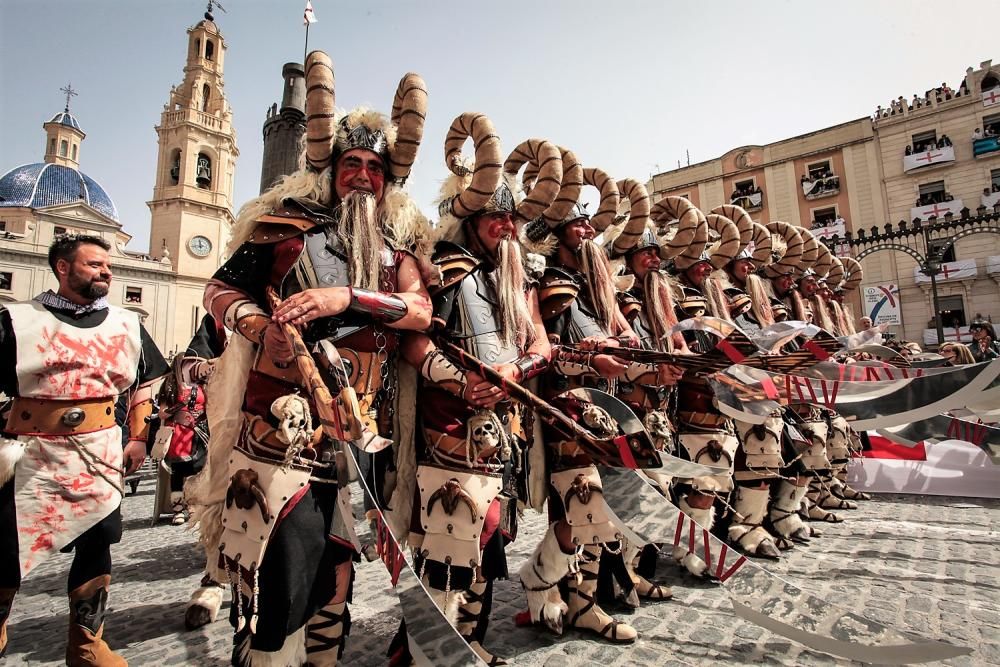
[644,410,675,453]
[581,404,617,438]
[225,468,270,524]
[564,473,603,509]
[427,478,478,519]
[468,412,501,454]
[270,394,314,448]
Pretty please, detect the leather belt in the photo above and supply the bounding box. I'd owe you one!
[6,396,117,436]
[678,410,729,428]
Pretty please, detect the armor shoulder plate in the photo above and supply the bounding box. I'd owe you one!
[248,201,330,244]
[431,241,481,295]
[617,289,642,322]
[538,266,580,320]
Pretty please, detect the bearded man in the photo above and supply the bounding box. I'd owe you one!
[196,52,431,666]
[0,234,167,666]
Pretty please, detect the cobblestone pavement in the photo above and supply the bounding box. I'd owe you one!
[6,473,998,666]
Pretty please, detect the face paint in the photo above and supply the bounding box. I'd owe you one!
[338,162,384,195]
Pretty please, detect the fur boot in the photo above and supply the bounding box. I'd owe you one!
[727,484,780,559]
[518,523,579,634]
[769,479,812,548]
[670,493,717,578]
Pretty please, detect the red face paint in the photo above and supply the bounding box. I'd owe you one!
[338,163,384,195]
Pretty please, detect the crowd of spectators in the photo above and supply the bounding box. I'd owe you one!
[972,125,999,141]
[800,168,840,196]
[873,80,969,119]
[915,191,954,207]
[730,182,762,200]
[904,135,952,155]
[983,184,1000,196]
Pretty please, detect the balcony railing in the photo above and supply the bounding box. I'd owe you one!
[802,175,840,199]
[902,145,955,172]
[731,191,763,211]
[910,198,963,221]
[973,137,1000,157]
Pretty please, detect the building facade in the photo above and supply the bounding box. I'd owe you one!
[0,13,238,357]
[648,59,1000,346]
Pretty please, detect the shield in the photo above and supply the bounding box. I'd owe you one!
[552,387,662,468]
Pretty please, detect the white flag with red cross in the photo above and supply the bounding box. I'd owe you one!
[304,0,317,25]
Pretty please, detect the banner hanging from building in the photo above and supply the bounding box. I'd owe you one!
[913,259,977,284]
[910,198,963,221]
[983,88,1000,108]
[863,283,902,326]
[903,146,955,172]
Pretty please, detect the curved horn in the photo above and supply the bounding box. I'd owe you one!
[611,178,650,256]
[442,113,502,218]
[672,209,709,269]
[813,242,834,279]
[388,72,427,184]
[652,196,704,262]
[304,51,336,171]
[749,222,773,268]
[797,228,820,276]
[841,256,864,292]
[581,167,620,232]
[538,147,584,227]
[704,214,742,269]
[763,221,803,277]
[710,204,754,252]
[503,139,562,222]
[827,255,845,289]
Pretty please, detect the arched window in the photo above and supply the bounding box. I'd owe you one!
[205,40,215,61]
[196,153,212,189]
[193,38,200,59]
[71,144,78,161]
[59,140,68,157]
[202,84,211,112]
[169,148,182,185]
[49,138,56,154]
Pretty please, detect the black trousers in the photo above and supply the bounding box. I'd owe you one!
[1,479,122,593]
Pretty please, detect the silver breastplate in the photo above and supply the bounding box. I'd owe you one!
[452,269,520,364]
[632,311,658,351]
[565,297,608,343]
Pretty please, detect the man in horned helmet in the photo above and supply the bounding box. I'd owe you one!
[192,52,432,666]
[389,128,558,665]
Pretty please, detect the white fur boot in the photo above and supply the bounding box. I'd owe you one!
[769,479,812,548]
[670,494,716,579]
[728,484,780,559]
[518,523,579,635]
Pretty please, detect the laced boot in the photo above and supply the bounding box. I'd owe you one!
[184,573,226,630]
[0,587,16,658]
[566,546,637,644]
[816,472,857,510]
[623,541,671,601]
[769,479,812,549]
[834,464,871,500]
[670,493,718,579]
[455,580,506,666]
[805,476,842,523]
[66,576,127,667]
[169,491,188,525]
[305,601,349,667]
[518,523,579,634]
[727,484,780,559]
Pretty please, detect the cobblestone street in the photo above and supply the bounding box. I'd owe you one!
[5,473,998,666]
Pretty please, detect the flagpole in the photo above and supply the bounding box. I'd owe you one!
[304,20,309,66]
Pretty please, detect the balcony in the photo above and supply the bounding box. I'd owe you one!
[802,175,840,200]
[973,136,1000,157]
[812,218,847,241]
[731,191,763,212]
[902,145,955,172]
[914,259,978,284]
[983,192,1000,209]
[910,198,963,221]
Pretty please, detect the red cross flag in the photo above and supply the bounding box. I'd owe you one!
[304,0,317,25]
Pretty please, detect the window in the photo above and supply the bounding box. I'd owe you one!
[59,140,68,157]
[71,144,77,161]
[992,168,1000,190]
[937,295,966,328]
[125,286,143,304]
[205,40,215,61]
[984,113,1000,136]
[169,149,181,185]
[911,130,937,153]
[53,226,67,236]
[49,138,56,154]
[812,206,838,226]
[807,161,832,179]
[0,221,5,231]
[193,38,201,58]
[918,180,946,205]
[0,272,11,291]
[928,238,957,263]
[202,84,211,112]
[734,178,755,194]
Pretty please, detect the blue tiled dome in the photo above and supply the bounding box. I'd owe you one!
[0,163,119,222]
[48,111,83,132]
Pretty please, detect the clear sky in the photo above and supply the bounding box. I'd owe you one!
[0,0,994,252]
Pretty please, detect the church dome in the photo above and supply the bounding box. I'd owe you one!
[0,163,119,222]
[48,111,83,132]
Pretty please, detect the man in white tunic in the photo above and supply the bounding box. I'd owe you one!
[0,235,167,666]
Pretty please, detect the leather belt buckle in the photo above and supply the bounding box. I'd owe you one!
[61,408,87,427]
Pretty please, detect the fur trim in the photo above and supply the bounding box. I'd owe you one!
[0,438,25,486]
[241,627,306,667]
[424,584,466,626]
[335,106,398,153]
[187,584,225,622]
[671,495,715,576]
[526,378,549,512]
[385,364,419,544]
[519,228,558,256]
[518,524,575,632]
[433,159,475,244]
[382,186,432,252]
[229,169,329,251]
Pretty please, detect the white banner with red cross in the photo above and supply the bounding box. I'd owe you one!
[983,88,1000,108]
[913,258,977,284]
[910,198,963,221]
[903,145,956,172]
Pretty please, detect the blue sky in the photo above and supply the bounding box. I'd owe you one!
[0,0,993,252]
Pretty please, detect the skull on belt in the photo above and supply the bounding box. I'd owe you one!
[468,411,501,453]
[643,410,674,452]
[581,404,617,438]
[270,394,314,448]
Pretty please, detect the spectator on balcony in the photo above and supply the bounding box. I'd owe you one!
[986,125,998,138]
[905,145,913,156]
[939,342,975,365]
[972,127,984,141]
[938,135,952,148]
[801,174,809,184]
[753,184,762,195]
[859,316,873,330]
[911,94,922,109]
[944,193,954,202]
[941,83,953,98]
[992,183,1000,193]
[968,321,1000,362]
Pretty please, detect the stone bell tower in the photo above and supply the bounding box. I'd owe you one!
[147,6,239,343]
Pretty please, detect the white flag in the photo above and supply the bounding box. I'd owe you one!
[304,0,317,25]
